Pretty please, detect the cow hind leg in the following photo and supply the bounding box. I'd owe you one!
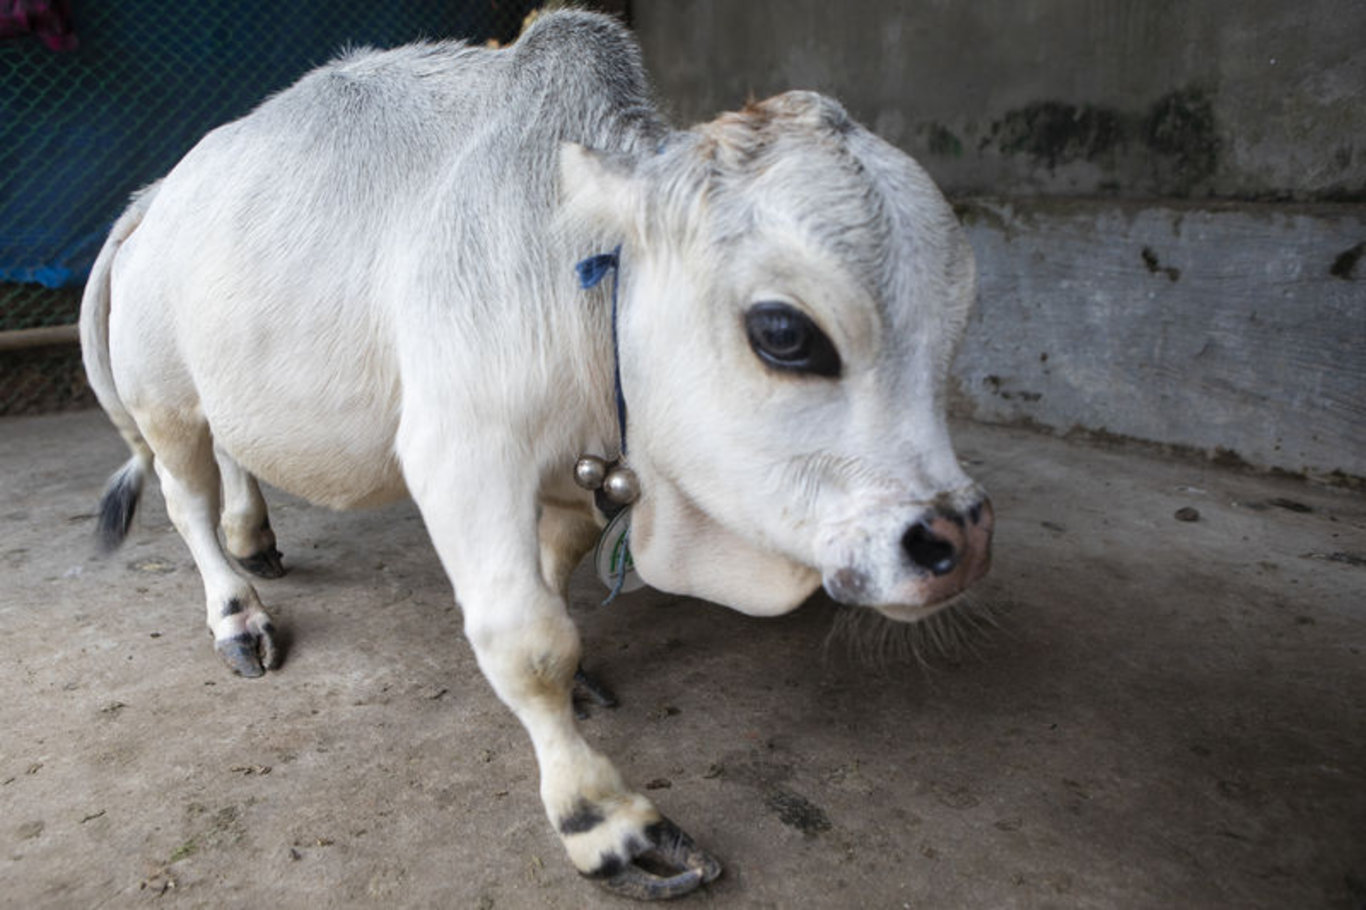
[537,500,600,596]
[217,446,285,578]
[144,418,283,677]
[537,501,619,716]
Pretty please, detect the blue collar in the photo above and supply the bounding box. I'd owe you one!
[575,246,627,458]
[576,247,636,605]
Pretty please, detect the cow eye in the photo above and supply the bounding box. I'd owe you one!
[744,302,842,378]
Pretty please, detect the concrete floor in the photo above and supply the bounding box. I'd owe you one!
[2,410,1362,909]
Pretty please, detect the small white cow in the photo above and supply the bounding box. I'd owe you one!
[80,11,992,899]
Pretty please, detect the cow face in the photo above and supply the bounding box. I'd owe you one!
[560,92,992,622]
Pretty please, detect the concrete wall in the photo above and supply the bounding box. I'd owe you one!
[631,0,1366,479]
[633,0,1364,202]
[953,199,1363,478]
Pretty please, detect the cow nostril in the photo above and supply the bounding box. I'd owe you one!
[968,497,994,529]
[902,522,959,576]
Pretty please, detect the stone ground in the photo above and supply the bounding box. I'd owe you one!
[1,410,1362,909]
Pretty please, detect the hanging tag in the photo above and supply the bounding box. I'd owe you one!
[594,508,646,597]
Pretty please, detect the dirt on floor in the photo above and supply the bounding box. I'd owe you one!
[1,410,1363,909]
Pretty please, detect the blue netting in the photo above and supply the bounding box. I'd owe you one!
[0,0,538,290]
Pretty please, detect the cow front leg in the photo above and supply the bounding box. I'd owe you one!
[409,462,719,898]
[464,587,720,898]
[216,446,285,579]
[142,420,282,677]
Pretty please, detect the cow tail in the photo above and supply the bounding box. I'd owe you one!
[79,183,160,553]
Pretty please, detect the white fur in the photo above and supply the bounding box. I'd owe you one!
[79,11,988,885]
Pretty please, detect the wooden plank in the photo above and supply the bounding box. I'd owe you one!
[0,323,80,352]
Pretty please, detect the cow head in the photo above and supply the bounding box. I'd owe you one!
[561,91,992,622]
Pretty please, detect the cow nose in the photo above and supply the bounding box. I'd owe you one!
[901,497,994,578]
[902,520,960,576]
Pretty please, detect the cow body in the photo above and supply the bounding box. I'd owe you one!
[80,12,992,899]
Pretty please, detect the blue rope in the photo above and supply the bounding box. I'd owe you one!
[577,247,634,604]
[575,245,627,457]
[601,525,630,606]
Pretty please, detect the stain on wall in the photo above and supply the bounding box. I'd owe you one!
[968,88,1221,197]
[1141,246,1182,282]
[1330,242,1364,279]
[990,101,1125,171]
[1143,89,1220,194]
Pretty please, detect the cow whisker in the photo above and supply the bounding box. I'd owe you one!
[822,594,1005,671]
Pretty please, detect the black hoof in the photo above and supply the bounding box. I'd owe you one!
[591,818,722,900]
[214,624,283,677]
[573,666,620,720]
[238,546,286,579]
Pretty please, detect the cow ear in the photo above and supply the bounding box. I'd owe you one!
[559,143,643,239]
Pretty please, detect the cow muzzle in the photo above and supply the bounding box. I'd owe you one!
[821,494,994,621]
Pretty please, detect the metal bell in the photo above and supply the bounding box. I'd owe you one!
[602,465,640,505]
[574,455,608,490]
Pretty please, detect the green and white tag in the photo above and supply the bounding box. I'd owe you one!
[594,508,645,596]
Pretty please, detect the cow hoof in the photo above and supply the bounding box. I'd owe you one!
[237,545,286,579]
[214,623,283,677]
[590,817,722,901]
[573,666,619,719]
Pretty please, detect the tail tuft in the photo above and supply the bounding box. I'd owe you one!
[96,458,146,553]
